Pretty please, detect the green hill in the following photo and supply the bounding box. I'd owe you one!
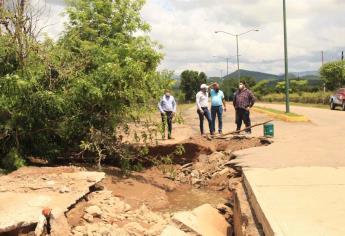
[224,69,279,81]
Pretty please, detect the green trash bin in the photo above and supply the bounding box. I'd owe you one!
[264,123,274,137]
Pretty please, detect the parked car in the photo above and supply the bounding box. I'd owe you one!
[330,88,345,110]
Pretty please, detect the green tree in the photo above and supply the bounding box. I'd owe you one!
[275,80,308,93]
[221,76,256,100]
[0,0,171,170]
[252,80,271,98]
[320,61,345,90]
[180,70,207,101]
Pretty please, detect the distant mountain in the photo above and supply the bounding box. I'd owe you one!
[290,71,319,77]
[222,69,320,82]
[224,69,278,81]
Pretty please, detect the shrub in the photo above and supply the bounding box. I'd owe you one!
[260,92,332,105]
[1,148,25,171]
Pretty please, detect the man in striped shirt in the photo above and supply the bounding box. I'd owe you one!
[233,81,256,134]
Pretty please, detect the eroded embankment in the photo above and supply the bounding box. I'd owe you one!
[0,135,271,236]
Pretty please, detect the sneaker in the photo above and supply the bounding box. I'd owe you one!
[218,131,223,135]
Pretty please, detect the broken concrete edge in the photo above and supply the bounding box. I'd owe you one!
[252,107,310,122]
[233,179,262,236]
[0,171,106,234]
[171,204,231,236]
[242,169,284,236]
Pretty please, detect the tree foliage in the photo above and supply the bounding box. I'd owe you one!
[221,76,256,100]
[180,70,207,101]
[0,0,171,170]
[275,80,308,93]
[320,60,345,90]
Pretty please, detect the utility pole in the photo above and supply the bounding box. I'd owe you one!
[322,51,326,95]
[226,57,229,77]
[341,51,344,86]
[236,35,240,80]
[215,29,259,81]
[283,0,290,113]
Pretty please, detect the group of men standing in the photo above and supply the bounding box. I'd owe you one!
[158,81,256,139]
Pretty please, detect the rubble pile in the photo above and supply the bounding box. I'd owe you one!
[70,190,171,236]
[172,151,241,191]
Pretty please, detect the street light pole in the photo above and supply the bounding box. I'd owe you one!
[283,0,290,113]
[215,29,259,81]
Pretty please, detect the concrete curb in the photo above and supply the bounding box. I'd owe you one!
[233,180,262,236]
[252,107,310,122]
[242,169,284,236]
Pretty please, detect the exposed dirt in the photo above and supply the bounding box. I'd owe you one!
[148,135,268,165]
[60,135,270,235]
[0,133,271,236]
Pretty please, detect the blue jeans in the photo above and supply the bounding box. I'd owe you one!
[197,107,212,134]
[211,106,223,134]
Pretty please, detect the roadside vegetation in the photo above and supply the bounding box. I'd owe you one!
[260,92,332,105]
[0,0,173,171]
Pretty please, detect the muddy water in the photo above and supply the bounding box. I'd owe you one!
[162,187,228,213]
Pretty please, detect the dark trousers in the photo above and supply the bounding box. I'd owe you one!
[236,108,251,132]
[211,106,223,133]
[161,111,173,137]
[197,107,212,135]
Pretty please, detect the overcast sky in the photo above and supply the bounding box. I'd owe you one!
[43,0,345,76]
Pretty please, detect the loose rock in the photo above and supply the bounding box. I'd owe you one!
[85,205,102,217]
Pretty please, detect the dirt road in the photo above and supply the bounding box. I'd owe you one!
[160,102,269,145]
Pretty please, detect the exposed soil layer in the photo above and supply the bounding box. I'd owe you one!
[148,136,268,165]
[0,135,270,236]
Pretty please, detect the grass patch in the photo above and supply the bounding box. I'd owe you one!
[253,106,309,122]
[255,106,302,117]
[177,103,195,112]
[263,102,329,110]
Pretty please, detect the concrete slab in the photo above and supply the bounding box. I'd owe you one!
[243,167,345,236]
[172,204,231,236]
[0,167,105,233]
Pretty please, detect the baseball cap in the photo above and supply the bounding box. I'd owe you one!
[200,84,208,89]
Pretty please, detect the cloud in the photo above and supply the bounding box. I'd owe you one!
[43,0,345,76]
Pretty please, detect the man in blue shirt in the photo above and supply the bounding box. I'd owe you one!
[158,90,177,139]
[209,83,227,135]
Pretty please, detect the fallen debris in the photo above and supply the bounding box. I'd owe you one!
[0,167,105,233]
[172,204,231,236]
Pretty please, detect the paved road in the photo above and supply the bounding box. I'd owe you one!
[235,103,345,168]
[235,103,345,236]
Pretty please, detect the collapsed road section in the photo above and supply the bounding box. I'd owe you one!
[0,136,271,236]
[0,167,105,234]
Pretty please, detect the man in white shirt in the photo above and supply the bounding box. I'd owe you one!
[196,84,212,135]
[158,90,177,139]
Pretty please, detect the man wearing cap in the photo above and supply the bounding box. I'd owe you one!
[158,90,177,139]
[209,83,227,135]
[196,84,212,135]
[233,81,256,134]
